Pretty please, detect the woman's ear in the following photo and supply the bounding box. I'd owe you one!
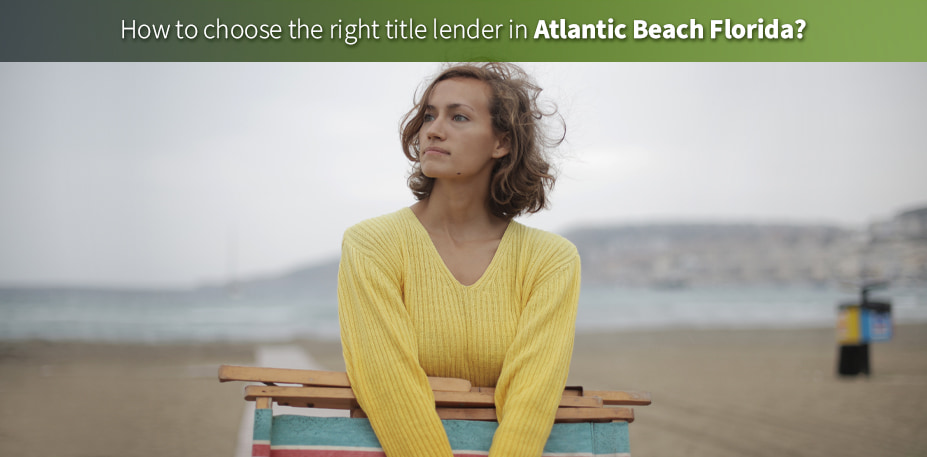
[493,133,511,159]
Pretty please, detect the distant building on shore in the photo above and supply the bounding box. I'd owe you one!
[869,204,927,242]
[864,204,927,285]
[559,204,927,288]
[898,206,927,240]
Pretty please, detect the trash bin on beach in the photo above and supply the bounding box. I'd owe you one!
[836,281,892,376]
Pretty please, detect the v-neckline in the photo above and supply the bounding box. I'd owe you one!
[404,207,514,288]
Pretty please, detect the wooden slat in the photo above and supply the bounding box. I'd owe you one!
[436,408,496,421]
[245,385,603,410]
[584,390,652,406]
[246,385,358,409]
[553,407,634,423]
[351,407,635,423]
[350,407,500,421]
[221,365,349,386]
[471,386,649,406]
[435,390,494,408]
[560,395,604,408]
[434,390,601,408]
[562,386,583,396]
[219,365,472,392]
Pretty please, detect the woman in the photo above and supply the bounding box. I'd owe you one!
[338,62,580,457]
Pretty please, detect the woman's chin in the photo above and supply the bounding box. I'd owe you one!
[421,165,452,179]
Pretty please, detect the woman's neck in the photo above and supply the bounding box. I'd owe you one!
[411,179,508,242]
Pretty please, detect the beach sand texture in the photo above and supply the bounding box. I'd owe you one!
[1,326,925,457]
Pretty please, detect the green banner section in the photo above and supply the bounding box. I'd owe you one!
[2,0,925,61]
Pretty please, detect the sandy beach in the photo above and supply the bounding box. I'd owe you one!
[2,325,925,457]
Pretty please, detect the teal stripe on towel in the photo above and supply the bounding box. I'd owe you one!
[263,416,629,454]
[593,421,630,454]
[252,408,273,442]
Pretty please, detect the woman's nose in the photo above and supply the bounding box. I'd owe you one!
[424,116,446,140]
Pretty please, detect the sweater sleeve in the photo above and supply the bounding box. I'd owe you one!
[489,244,581,457]
[337,230,454,457]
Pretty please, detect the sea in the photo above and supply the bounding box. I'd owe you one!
[1,284,926,343]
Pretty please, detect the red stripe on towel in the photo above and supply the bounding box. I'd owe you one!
[271,449,385,457]
[252,443,271,457]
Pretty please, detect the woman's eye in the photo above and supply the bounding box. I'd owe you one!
[453,114,469,122]
[423,113,435,122]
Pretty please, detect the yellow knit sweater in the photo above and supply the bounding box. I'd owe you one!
[338,208,581,457]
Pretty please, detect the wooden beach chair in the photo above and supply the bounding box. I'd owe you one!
[219,365,651,456]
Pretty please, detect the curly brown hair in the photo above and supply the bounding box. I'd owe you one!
[400,62,563,219]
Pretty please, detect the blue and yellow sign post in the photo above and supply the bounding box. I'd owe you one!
[836,281,892,376]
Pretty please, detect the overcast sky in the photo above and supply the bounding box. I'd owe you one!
[1,63,925,288]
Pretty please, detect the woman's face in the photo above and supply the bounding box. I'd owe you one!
[418,78,509,182]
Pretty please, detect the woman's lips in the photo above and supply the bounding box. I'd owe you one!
[423,147,450,156]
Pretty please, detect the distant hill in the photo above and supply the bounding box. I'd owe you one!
[234,214,926,293]
[561,223,861,287]
[244,222,873,291]
[197,259,339,301]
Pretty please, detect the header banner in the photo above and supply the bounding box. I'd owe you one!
[2,0,925,61]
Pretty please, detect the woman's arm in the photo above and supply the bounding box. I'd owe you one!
[489,244,581,457]
[338,229,454,457]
